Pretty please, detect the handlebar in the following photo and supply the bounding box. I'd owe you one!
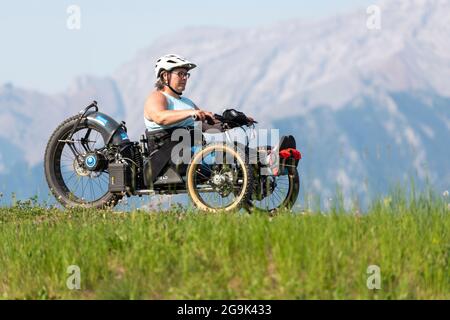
[193,109,257,128]
[212,113,257,126]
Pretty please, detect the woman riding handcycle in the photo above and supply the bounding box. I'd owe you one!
[44,54,301,212]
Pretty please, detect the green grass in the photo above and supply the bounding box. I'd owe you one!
[0,192,449,299]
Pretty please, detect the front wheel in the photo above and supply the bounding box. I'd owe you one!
[250,167,300,213]
[186,143,253,212]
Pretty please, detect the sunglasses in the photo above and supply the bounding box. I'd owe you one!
[171,71,191,79]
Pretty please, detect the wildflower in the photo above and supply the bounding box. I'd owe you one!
[443,190,449,197]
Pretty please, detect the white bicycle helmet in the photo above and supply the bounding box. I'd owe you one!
[154,54,197,78]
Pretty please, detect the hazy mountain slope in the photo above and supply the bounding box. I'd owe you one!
[0,0,448,205]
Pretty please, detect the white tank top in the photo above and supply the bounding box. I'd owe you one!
[144,92,196,132]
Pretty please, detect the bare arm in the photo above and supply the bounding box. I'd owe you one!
[144,91,196,126]
[144,91,214,125]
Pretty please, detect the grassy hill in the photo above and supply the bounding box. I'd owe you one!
[0,192,448,299]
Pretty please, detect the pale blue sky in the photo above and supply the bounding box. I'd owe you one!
[0,0,373,94]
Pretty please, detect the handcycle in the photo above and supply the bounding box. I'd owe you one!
[44,101,301,212]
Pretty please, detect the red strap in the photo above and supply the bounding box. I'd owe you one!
[279,148,301,160]
[279,149,291,159]
[291,148,302,160]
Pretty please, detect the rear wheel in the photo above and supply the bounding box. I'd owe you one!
[44,116,122,209]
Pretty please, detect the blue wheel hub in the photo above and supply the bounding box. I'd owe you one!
[85,155,97,168]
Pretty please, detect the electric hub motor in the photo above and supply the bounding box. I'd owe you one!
[80,152,107,172]
[85,154,97,169]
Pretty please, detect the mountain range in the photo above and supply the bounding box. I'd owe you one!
[1,0,449,209]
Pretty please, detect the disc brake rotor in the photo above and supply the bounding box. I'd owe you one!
[209,168,235,197]
[73,158,90,177]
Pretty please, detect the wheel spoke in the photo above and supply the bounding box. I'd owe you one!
[55,125,111,205]
[190,146,248,210]
[252,173,297,212]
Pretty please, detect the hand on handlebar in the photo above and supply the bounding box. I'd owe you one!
[192,110,215,122]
